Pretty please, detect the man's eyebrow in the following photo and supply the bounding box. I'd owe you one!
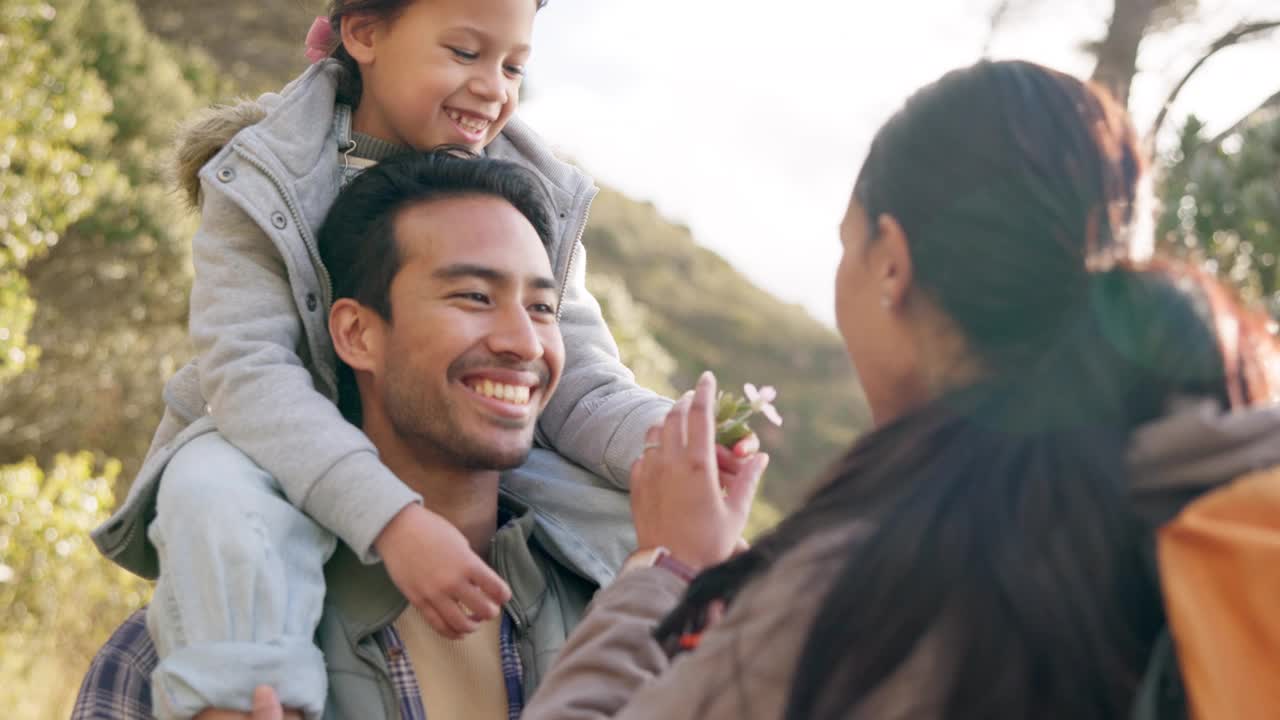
[434,263,509,283]
[434,263,556,291]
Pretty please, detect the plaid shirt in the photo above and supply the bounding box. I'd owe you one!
[71,609,525,720]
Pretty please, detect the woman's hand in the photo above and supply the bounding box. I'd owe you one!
[630,371,769,570]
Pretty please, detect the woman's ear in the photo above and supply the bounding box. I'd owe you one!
[330,298,382,374]
[874,214,914,310]
[340,13,380,65]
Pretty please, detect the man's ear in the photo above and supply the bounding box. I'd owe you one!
[340,12,381,66]
[330,298,383,373]
[874,213,914,310]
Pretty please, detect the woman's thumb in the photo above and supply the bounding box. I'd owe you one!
[725,452,768,516]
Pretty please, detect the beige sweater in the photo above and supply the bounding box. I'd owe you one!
[394,609,508,720]
[521,525,948,720]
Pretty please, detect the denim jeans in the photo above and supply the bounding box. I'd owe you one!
[146,432,336,720]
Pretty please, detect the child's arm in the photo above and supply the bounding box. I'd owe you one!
[187,184,508,635]
[188,186,416,563]
[537,244,674,488]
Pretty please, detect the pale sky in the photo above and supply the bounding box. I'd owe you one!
[521,0,1280,326]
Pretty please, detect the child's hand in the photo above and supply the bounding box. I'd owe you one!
[374,504,512,640]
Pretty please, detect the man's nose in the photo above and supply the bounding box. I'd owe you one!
[487,305,542,360]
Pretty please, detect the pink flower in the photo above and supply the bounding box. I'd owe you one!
[743,383,782,426]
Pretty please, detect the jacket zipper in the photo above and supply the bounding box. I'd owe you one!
[556,188,596,323]
[232,146,334,308]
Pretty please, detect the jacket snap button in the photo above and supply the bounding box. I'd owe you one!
[271,212,288,229]
[306,293,318,312]
[216,167,235,182]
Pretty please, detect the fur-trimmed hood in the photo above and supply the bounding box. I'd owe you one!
[174,99,267,209]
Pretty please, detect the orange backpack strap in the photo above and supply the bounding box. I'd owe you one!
[1157,467,1280,720]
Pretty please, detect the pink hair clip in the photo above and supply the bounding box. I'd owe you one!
[304,16,335,64]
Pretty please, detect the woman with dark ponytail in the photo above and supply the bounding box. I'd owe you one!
[523,59,1280,720]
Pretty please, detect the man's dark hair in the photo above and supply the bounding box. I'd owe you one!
[319,147,555,320]
[318,147,556,423]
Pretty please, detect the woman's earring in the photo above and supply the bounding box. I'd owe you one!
[880,295,892,310]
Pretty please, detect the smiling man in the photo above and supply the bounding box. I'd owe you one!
[73,151,625,720]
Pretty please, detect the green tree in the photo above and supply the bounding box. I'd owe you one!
[1157,112,1280,315]
[0,454,149,719]
[0,0,120,382]
[0,1,227,715]
[0,0,229,482]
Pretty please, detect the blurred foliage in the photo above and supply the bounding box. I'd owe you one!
[1157,111,1280,315]
[745,495,783,541]
[0,454,150,720]
[133,0,317,95]
[0,0,230,482]
[0,0,228,715]
[587,272,679,398]
[0,0,120,381]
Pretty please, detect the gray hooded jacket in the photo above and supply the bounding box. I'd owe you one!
[93,60,669,576]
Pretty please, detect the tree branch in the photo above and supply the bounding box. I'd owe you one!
[1209,87,1280,146]
[1091,0,1161,106]
[981,0,1015,57]
[1146,19,1280,149]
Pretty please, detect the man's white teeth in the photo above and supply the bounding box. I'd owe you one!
[446,109,490,134]
[471,380,531,405]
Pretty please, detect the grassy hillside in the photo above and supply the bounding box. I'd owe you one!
[130,0,871,509]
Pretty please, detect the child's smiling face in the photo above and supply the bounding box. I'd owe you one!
[345,0,536,151]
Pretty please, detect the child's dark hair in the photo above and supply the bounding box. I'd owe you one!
[324,0,549,106]
[317,147,555,423]
[653,60,1280,720]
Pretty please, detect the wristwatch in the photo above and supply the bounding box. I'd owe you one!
[621,546,697,582]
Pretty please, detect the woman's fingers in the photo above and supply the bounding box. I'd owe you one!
[661,390,692,453]
[686,372,717,465]
[644,424,662,452]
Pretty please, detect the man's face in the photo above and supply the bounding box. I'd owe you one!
[370,194,563,470]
